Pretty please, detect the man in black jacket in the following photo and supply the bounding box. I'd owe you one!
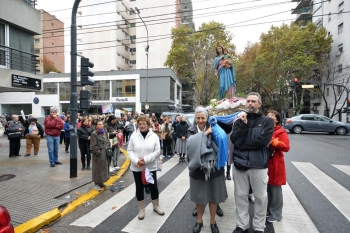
[231,92,274,233]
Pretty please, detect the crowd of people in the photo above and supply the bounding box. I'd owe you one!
[1,92,290,233]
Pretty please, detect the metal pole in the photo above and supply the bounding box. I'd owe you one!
[70,0,81,178]
[135,10,149,113]
[346,90,349,124]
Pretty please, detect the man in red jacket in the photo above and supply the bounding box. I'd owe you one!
[44,107,64,167]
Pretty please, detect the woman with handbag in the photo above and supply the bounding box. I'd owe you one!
[7,115,24,158]
[24,118,44,157]
[90,120,111,191]
[77,116,94,170]
[127,116,164,220]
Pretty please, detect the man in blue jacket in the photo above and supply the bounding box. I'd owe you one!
[230,92,274,233]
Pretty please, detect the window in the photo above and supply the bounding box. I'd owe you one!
[130,23,136,28]
[338,64,343,73]
[85,80,110,100]
[328,13,331,22]
[170,79,175,100]
[327,87,329,96]
[177,85,181,100]
[339,2,344,13]
[130,35,136,40]
[0,23,6,67]
[338,23,343,34]
[125,45,129,51]
[59,82,71,101]
[125,58,129,64]
[112,79,136,97]
[301,116,315,121]
[130,60,136,64]
[34,38,40,43]
[130,48,136,52]
[34,49,40,54]
[41,82,58,94]
[338,43,343,53]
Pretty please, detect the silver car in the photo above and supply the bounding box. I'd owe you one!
[283,114,350,135]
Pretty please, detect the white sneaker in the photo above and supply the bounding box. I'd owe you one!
[94,185,101,191]
[114,166,120,170]
[248,194,255,203]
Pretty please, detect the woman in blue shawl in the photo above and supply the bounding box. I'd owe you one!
[214,44,236,99]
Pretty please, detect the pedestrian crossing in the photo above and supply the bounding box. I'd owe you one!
[69,159,350,233]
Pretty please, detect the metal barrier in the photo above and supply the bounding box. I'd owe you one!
[0,45,38,74]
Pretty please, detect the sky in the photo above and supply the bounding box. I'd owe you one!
[35,0,296,68]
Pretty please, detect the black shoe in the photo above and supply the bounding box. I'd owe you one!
[9,155,16,158]
[24,154,30,157]
[34,153,38,155]
[232,227,248,233]
[87,166,91,170]
[65,150,69,153]
[82,167,86,170]
[145,186,150,194]
[210,222,219,233]
[226,173,232,180]
[254,231,263,233]
[16,154,21,156]
[55,161,62,165]
[192,207,197,217]
[50,164,55,167]
[193,222,203,233]
[216,205,223,217]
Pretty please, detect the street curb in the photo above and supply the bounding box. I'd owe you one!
[14,148,130,233]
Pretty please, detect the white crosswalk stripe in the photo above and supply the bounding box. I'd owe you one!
[71,160,350,233]
[293,162,350,222]
[70,157,179,228]
[122,168,190,233]
[274,183,319,233]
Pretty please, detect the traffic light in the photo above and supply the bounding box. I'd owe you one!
[80,90,92,109]
[80,57,94,86]
[290,78,300,88]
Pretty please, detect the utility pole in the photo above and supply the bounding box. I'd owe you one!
[69,0,81,178]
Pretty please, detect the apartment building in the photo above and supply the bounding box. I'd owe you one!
[76,0,193,72]
[175,0,195,29]
[34,10,65,74]
[292,0,349,121]
[0,0,43,114]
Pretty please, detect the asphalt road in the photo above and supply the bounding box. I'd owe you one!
[47,132,350,233]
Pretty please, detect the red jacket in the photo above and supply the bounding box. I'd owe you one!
[44,116,64,137]
[268,125,290,186]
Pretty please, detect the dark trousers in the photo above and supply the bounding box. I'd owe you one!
[163,139,171,156]
[133,171,159,201]
[123,130,129,142]
[65,137,70,151]
[60,131,65,144]
[173,137,177,153]
[9,139,21,156]
[79,139,91,167]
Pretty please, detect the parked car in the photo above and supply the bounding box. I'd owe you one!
[0,205,14,233]
[283,114,350,135]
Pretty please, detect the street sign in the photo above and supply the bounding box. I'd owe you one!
[302,84,315,89]
[11,74,41,90]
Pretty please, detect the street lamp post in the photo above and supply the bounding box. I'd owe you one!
[131,7,149,113]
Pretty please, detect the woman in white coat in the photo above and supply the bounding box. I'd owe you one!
[127,116,164,220]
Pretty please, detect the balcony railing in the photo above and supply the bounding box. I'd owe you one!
[21,0,36,8]
[0,45,38,74]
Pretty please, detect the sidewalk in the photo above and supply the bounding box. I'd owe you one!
[0,137,129,232]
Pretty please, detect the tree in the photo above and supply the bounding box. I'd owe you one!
[43,55,61,74]
[165,22,236,106]
[252,22,332,112]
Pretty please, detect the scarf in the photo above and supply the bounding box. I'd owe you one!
[96,128,105,135]
[208,116,228,170]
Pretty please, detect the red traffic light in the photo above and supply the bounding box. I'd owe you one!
[294,78,299,83]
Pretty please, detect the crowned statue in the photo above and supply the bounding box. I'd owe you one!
[214,42,236,99]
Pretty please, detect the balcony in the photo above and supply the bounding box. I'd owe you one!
[21,0,36,8]
[0,45,38,74]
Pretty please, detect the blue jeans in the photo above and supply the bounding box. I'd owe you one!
[47,135,60,165]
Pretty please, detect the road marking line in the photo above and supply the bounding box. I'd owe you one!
[274,182,319,233]
[293,162,350,222]
[332,164,350,177]
[122,168,190,233]
[70,157,179,228]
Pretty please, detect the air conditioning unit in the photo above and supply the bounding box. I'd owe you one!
[129,64,133,67]
[131,52,135,55]
[336,51,341,57]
